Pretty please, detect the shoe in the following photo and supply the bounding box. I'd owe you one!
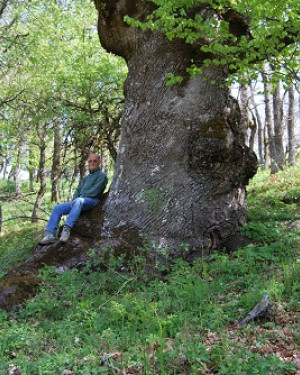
[59,226,71,242]
[39,231,56,245]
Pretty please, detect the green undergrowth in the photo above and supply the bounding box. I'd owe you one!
[0,180,61,277]
[0,225,43,278]
[0,165,299,374]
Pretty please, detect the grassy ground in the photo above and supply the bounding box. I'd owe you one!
[0,166,299,374]
[0,180,55,278]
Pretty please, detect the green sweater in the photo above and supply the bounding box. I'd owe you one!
[73,168,108,200]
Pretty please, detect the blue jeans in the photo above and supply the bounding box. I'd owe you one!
[46,197,100,234]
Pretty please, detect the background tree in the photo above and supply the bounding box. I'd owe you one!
[51,117,62,202]
[0,0,126,201]
[31,118,47,222]
[239,82,250,144]
[263,70,279,174]
[272,79,285,169]
[287,84,296,166]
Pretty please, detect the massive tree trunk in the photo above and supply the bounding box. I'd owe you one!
[95,1,257,256]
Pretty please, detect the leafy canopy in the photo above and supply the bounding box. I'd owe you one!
[125,0,299,85]
[0,0,127,167]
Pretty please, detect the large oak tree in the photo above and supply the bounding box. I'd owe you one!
[93,0,285,257]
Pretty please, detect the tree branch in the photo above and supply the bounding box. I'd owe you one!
[0,89,26,107]
[101,353,126,375]
[239,294,272,326]
[0,0,9,19]
[1,216,48,223]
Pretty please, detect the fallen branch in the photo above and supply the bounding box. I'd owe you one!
[239,294,272,326]
[0,191,36,202]
[1,216,48,223]
[101,353,126,375]
[16,196,50,216]
[0,215,48,234]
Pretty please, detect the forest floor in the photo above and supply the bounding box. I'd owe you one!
[0,164,299,375]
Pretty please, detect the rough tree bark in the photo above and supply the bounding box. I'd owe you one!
[95,0,257,257]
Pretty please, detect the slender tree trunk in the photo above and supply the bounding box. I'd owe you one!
[0,154,4,177]
[79,148,90,180]
[239,83,250,145]
[28,146,36,192]
[249,85,264,165]
[264,125,271,168]
[99,144,110,174]
[68,149,79,201]
[32,125,47,222]
[263,71,279,174]
[102,113,121,162]
[287,84,296,166]
[248,113,257,152]
[0,154,9,179]
[28,170,35,192]
[95,1,258,256]
[0,203,2,235]
[272,82,285,169]
[51,120,62,202]
[11,136,25,197]
[2,162,8,180]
